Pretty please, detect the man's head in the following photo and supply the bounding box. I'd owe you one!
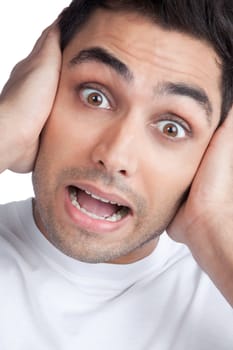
[32,0,233,264]
[59,0,233,122]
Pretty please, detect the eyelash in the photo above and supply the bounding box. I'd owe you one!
[157,115,191,132]
[153,114,192,139]
[76,83,114,109]
[75,82,193,139]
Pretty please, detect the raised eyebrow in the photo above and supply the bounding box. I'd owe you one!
[69,46,134,83]
[69,49,213,124]
[159,82,213,125]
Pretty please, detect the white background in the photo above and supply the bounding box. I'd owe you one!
[0,0,70,203]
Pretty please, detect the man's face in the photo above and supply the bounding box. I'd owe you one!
[33,9,221,264]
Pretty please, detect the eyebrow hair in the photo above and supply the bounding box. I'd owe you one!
[69,46,213,125]
[69,46,133,82]
[157,82,213,124]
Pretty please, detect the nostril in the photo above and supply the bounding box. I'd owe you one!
[98,160,105,167]
[97,159,127,176]
[119,169,127,176]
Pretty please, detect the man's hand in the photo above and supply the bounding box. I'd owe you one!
[168,107,233,306]
[0,21,61,173]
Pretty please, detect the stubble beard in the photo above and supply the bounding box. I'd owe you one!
[32,165,183,264]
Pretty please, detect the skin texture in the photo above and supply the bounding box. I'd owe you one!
[0,8,232,305]
[32,9,222,264]
[0,21,61,173]
[168,107,233,306]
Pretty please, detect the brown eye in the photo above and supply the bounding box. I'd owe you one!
[156,120,186,138]
[81,88,111,109]
[87,92,103,106]
[163,123,178,137]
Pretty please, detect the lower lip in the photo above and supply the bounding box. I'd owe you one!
[64,188,131,234]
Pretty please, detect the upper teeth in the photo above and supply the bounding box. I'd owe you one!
[84,190,120,206]
[69,188,129,222]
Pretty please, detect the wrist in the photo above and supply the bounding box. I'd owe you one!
[185,214,233,306]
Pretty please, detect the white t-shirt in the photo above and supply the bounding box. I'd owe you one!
[0,199,232,350]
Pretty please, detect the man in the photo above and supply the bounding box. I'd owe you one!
[0,0,232,349]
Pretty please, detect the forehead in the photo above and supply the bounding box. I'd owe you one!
[63,8,222,122]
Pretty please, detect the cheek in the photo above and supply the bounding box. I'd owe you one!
[39,107,95,165]
[141,142,208,207]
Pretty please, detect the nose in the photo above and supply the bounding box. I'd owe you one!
[91,117,139,177]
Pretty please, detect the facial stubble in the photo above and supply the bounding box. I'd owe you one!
[32,164,183,263]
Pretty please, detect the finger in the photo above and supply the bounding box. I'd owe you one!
[38,24,61,56]
[183,105,233,206]
[201,106,233,171]
[167,105,233,245]
[221,104,233,129]
[30,18,60,56]
[212,105,233,146]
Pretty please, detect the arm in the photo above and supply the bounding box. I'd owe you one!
[167,107,233,307]
[0,21,61,173]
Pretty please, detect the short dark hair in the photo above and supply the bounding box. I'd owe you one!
[59,0,233,122]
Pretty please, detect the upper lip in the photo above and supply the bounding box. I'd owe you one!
[68,182,134,213]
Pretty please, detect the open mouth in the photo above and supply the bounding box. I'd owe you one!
[68,186,131,222]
